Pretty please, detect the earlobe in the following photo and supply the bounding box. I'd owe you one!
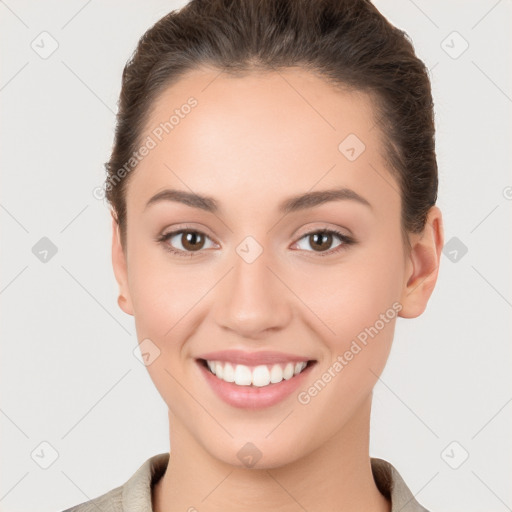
[399,206,444,319]
[111,213,134,316]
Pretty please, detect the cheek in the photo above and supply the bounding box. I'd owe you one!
[126,243,223,389]
[290,257,401,426]
[292,248,403,338]
[287,233,404,384]
[126,253,211,405]
[129,259,209,340]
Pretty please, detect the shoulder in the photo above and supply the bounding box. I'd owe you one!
[59,452,170,512]
[60,485,123,512]
[371,457,431,512]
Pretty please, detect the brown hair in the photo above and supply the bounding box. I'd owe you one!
[105,0,438,252]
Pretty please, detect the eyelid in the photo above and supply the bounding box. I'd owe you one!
[156,223,219,258]
[293,222,353,240]
[160,223,352,242]
[160,223,218,242]
[291,227,355,256]
[157,224,356,260]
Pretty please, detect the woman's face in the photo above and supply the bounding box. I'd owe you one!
[112,67,442,468]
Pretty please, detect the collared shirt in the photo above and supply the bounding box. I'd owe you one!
[62,452,430,512]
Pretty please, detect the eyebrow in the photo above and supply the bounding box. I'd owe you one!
[144,187,372,214]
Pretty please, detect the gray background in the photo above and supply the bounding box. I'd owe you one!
[1,1,511,510]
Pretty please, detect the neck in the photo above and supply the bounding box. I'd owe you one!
[153,394,390,512]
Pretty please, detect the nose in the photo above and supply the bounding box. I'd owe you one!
[213,242,293,338]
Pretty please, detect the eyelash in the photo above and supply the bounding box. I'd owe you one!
[156,226,356,259]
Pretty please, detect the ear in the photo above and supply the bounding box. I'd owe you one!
[399,205,444,318]
[111,211,134,316]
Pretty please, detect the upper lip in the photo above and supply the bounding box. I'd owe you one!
[196,350,315,366]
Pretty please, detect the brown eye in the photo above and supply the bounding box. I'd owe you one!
[179,230,206,251]
[294,229,355,256]
[158,229,216,257]
[308,232,334,252]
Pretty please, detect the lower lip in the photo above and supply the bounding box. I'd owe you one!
[196,359,316,410]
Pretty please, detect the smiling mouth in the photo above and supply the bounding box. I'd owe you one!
[197,358,317,388]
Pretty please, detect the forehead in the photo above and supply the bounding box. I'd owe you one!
[127,67,397,217]
[143,66,380,153]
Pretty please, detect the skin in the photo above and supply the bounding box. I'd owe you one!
[111,67,444,512]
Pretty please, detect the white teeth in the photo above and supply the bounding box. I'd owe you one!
[205,360,308,387]
[222,362,235,382]
[234,364,252,385]
[283,362,294,380]
[252,365,270,387]
[269,364,283,384]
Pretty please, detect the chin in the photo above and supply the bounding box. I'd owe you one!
[203,435,308,470]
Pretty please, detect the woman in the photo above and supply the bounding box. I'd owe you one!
[63,0,443,510]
